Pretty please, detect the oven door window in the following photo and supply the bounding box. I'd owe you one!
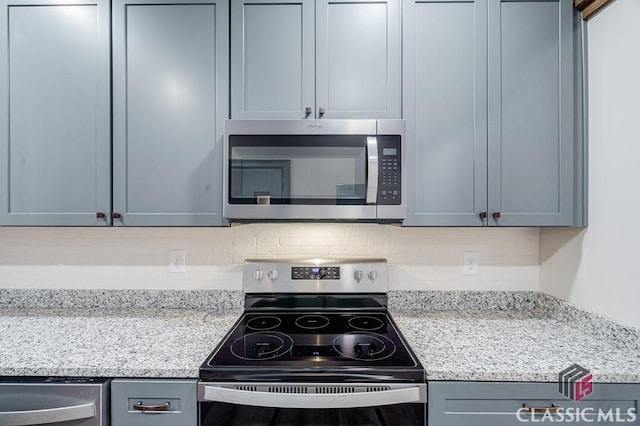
[229,135,368,205]
[201,402,424,426]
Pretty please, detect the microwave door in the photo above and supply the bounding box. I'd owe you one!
[225,134,377,220]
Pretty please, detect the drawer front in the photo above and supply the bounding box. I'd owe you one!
[111,379,197,426]
[428,382,640,426]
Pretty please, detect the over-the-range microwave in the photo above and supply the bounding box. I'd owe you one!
[223,119,406,221]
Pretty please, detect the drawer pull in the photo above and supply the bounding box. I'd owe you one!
[523,404,561,414]
[133,402,170,412]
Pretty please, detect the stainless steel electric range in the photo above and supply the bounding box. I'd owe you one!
[198,259,426,426]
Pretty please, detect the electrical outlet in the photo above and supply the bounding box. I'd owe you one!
[463,252,479,275]
[169,249,186,273]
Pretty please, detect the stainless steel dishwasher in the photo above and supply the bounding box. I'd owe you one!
[0,377,109,426]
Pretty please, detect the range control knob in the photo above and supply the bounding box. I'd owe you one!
[353,269,363,282]
[368,270,378,280]
[267,268,279,281]
[253,269,264,281]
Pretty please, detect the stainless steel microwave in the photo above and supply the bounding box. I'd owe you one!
[223,119,406,221]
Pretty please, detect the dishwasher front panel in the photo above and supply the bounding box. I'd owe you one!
[0,377,109,426]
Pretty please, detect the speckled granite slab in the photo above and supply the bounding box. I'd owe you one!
[393,310,640,383]
[1,289,638,382]
[389,290,640,352]
[0,289,243,311]
[0,307,240,378]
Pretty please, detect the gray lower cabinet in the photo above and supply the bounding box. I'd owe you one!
[404,0,583,227]
[428,382,640,426]
[0,0,111,226]
[112,0,228,226]
[231,0,401,119]
[111,379,198,426]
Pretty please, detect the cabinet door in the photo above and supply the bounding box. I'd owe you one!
[231,0,314,119]
[112,0,228,226]
[0,0,111,226]
[316,0,401,119]
[429,381,640,426]
[111,379,197,426]
[487,0,574,226]
[403,0,488,226]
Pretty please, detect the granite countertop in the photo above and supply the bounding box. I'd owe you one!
[0,289,639,382]
[0,307,241,378]
[393,310,640,383]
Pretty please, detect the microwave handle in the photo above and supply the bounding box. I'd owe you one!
[366,137,379,204]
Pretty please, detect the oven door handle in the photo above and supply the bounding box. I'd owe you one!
[201,385,423,408]
[366,136,379,204]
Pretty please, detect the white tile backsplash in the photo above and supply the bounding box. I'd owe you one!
[0,224,539,291]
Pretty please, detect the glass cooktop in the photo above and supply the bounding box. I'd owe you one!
[202,312,418,370]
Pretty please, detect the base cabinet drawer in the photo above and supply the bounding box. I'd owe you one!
[111,379,197,426]
[428,382,640,426]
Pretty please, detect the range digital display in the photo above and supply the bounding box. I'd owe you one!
[292,266,340,280]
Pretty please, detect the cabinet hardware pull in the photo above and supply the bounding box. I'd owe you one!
[133,402,170,412]
[523,404,561,414]
[318,107,325,117]
[305,107,312,117]
[479,212,487,219]
[492,212,501,220]
[96,212,105,219]
[112,212,122,219]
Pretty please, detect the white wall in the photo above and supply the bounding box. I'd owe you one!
[0,225,538,291]
[540,0,640,328]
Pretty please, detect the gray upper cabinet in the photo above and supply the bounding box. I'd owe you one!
[487,0,575,226]
[112,0,229,226]
[404,0,581,227]
[231,0,400,119]
[403,0,488,226]
[0,0,111,226]
[231,0,314,119]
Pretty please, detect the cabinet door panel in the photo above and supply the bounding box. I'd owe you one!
[0,0,111,226]
[231,0,314,119]
[112,0,228,226]
[429,382,640,426]
[403,0,487,226]
[488,0,574,226]
[316,0,400,119]
[111,379,197,426]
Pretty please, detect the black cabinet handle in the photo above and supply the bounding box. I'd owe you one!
[493,212,501,220]
[523,404,561,414]
[318,107,325,117]
[96,212,105,219]
[479,212,487,220]
[305,107,312,117]
[112,212,122,219]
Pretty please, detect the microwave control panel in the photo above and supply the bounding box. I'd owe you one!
[378,136,401,205]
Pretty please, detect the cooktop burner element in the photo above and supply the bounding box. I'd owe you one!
[332,332,396,361]
[295,314,330,330]
[348,315,384,331]
[246,316,281,331]
[230,331,294,361]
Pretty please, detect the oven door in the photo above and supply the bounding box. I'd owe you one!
[198,382,426,426]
